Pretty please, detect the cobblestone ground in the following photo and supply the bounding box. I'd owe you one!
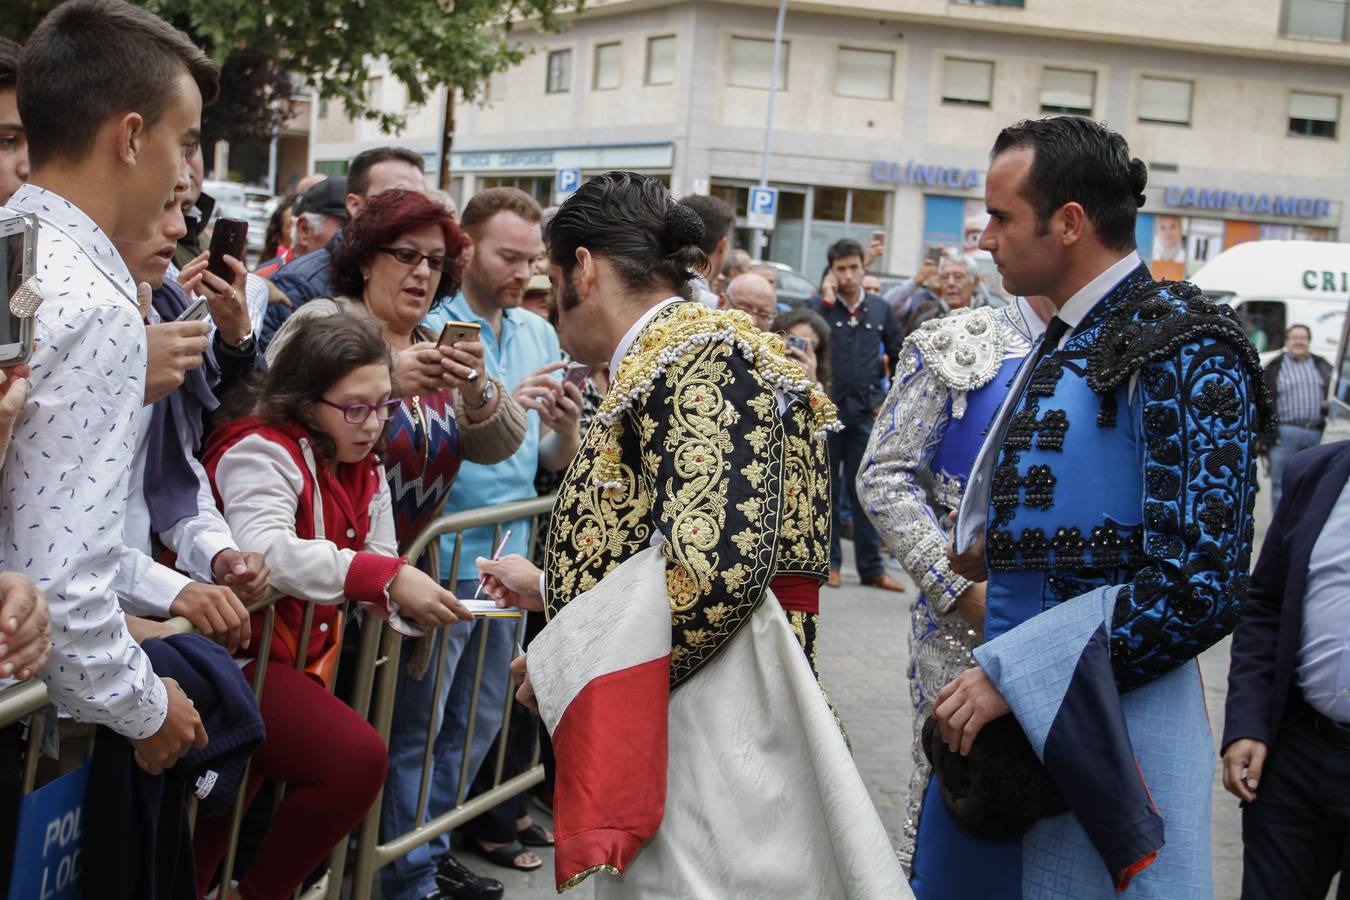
[478,482,1333,899]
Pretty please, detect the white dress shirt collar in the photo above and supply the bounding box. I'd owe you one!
[1054,252,1144,344]
[8,183,139,306]
[610,296,685,375]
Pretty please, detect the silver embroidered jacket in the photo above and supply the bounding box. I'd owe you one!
[856,302,1038,871]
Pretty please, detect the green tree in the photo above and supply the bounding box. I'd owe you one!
[2,0,578,177]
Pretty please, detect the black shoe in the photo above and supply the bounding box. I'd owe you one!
[436,853,505,900]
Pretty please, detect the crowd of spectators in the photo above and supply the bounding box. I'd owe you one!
[0,1,1019,898]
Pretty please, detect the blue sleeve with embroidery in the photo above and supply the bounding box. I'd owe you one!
[1110,335,1258,691]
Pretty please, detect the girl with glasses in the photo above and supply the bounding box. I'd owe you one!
[194,315,475,899]
[265,189,526,549]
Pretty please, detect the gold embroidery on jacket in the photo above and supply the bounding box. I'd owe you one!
[544,302,835,686]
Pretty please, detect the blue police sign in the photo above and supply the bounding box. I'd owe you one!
[555,168,581,197]
[8,762,88,900]
[748,186,778,230]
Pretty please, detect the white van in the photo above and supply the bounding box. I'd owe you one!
[1188,240,1350,363]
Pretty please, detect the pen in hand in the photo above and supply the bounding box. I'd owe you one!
[474,529,513,600]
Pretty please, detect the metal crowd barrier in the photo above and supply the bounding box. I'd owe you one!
[348,494,555,900]
[0,493,556,900]
[0,496,558,895]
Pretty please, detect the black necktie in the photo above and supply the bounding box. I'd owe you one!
[1031,315,1070,369]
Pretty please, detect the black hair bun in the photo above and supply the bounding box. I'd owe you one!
[1128,158,1148,209]
[663,203,706,251]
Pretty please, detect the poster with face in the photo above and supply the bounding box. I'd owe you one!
[1152,215,1186,263]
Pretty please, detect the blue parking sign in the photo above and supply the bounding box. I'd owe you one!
[555,168,581,196]
[748,186,778,230]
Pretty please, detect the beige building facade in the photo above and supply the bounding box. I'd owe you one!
[309,0,1350,280]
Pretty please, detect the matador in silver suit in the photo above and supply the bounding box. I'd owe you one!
[857,299,1044,877]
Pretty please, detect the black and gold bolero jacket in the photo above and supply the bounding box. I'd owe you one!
[544,302,839,688]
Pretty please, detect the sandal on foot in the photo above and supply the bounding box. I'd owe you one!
[517,822,554,847]
[474,839,542,872]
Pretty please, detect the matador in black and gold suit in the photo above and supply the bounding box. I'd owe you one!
[543,299,838,686]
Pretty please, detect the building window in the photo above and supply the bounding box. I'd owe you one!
[315,159,349,177]
[547,49,572,94]
[594,42,621,91]
[941,58,993,107]
[317,99,329,119]
[835,47,894,100]
[952,0,1025,5]
[366,76,383,106]
[1138,76,1193,125]
[1289,90,1340,137]
[1040,67,1095,116]
[488,71,507,102]
[729,36,789,90]
[646,35,676,85]
[1283,0,1348,41]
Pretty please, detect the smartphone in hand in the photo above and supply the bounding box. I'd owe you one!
[175,295,210,323]
[562,362,591,389]
[0,213,39,367]
[206,218,249,282]
[437,320,482,347]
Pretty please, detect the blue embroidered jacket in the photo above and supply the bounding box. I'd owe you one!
[983,266,1274,690]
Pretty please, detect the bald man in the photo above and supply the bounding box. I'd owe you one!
[720,272,777,331]
[294,171,328,194]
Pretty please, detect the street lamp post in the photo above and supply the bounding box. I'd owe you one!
[749,0,788,259]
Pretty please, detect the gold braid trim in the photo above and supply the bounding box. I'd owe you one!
[557,863,623,892]
[591,303,840,489]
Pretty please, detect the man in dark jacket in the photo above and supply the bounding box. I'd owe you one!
[1223,439,1350,900]
[810,238,904,592]
[1262,323,1333,507]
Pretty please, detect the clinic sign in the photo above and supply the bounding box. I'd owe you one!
[871,160,981,190]
[1162,185,1334,221]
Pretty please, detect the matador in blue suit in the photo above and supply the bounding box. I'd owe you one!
[937,117,1274,898]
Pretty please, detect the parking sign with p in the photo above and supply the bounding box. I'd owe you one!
[748,186,778,231]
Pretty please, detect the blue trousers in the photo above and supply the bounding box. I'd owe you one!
[1268,423,1323,509]
[910,779,1021,898]
[378,579,518,900]
[829,419,884,580]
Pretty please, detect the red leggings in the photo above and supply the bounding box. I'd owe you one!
[193,662,387,900]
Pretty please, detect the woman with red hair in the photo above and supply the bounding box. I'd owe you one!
[267,189,526,545]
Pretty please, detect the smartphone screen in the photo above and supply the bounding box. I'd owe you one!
[0,219,32,365]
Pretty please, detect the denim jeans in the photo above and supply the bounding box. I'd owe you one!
[1268,423,1323,510]
[379,579,519,900]
[829,419,884,580]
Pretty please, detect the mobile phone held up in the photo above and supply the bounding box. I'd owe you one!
[786,334,811,354]
[437,320,482,347]
[206,218,249,283]
[562,362,591,389]
[175,295,210,323]
[0,213,39,367]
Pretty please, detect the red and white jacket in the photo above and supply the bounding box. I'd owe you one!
[202,417,419,667]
